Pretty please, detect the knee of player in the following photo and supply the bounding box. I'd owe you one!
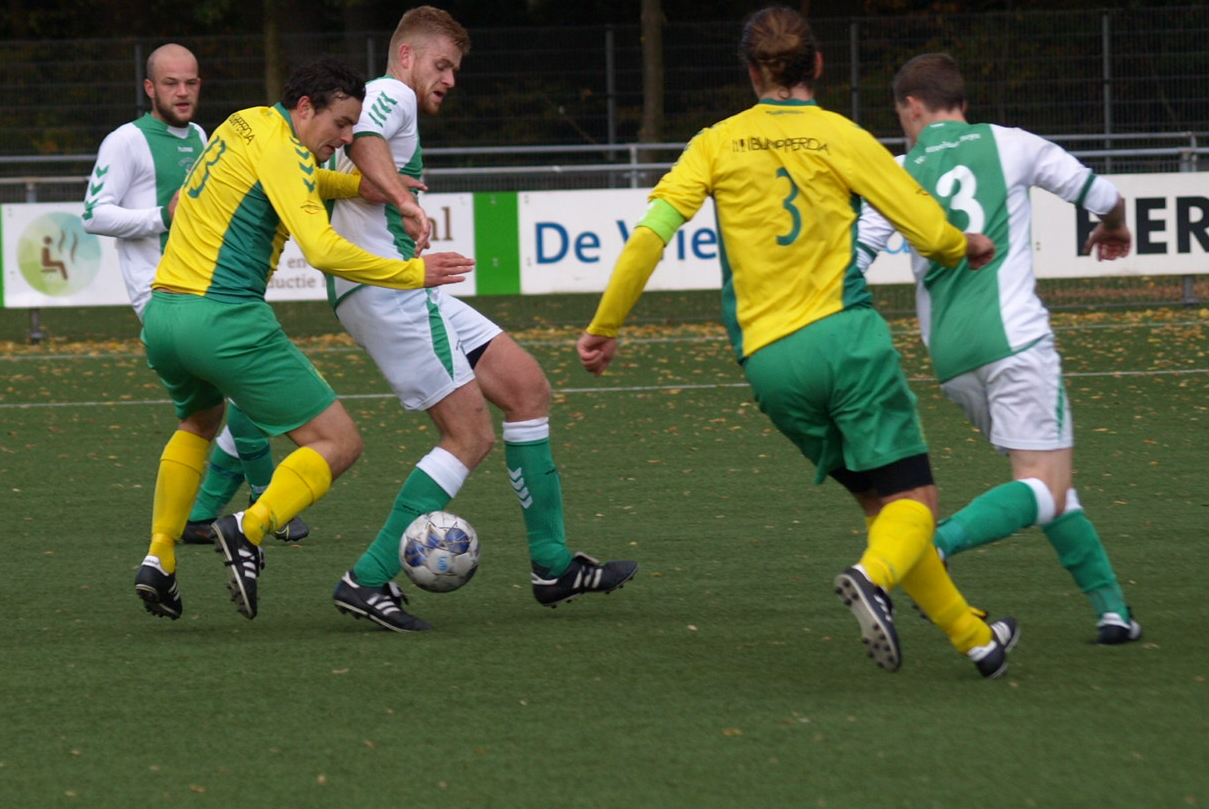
[466,426,496,466]
[436,427,495,470]
[1013,477,1068,523]
[181,402,226,441]
[506,376,552,420]
[1048,485,1070,518]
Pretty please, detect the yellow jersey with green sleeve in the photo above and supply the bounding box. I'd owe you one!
[155,103,425,302]
[593,99,966,361]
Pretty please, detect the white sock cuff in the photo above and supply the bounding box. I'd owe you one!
[1063,488,1083,514]
[215,425,238,456]
[416,447,471,498]
[1019,477,1057,525]
[503,417,550,443]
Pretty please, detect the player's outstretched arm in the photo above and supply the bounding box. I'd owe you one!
[421,252,475,287]
[1083,196,1131,261]
[577,333,617,377]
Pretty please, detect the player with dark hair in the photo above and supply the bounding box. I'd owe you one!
[324,6,636,632]
[857,52,1141,644]
[133,56,473,622]
[578,6,1018,677]
[81,44,309,547]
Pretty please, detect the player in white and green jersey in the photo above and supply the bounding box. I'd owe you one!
[83,45,206,319]
[83,43,310,548]
[324,8,636,634]
[856,52,1140,644]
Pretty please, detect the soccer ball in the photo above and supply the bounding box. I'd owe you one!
[399,511,481,593]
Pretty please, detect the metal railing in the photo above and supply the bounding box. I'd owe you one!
[6,132,1204,203]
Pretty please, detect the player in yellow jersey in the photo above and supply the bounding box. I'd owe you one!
[134,57,474,623]
[578,7,1016,678]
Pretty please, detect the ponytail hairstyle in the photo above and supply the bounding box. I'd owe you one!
[739,6,819,94]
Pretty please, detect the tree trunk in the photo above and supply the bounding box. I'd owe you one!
[638,0,664,144]
[263,0,283,105]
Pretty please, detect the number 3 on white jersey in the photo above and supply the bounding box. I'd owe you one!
[935,165,985,233]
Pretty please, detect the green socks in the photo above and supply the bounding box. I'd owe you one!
[188,443,243,522]
[353,418,577,586]
[934,479,1049,557]
[228,402,275,500]
[939,478,1130,621]
[353,448,470,586]
[354,468,451,586]
[504,419,573,577]
[1043,507,1129,620]
[188,403,276,520]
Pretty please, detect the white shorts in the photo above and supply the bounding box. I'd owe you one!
[335,285,503,412]
[939,335,1073,453]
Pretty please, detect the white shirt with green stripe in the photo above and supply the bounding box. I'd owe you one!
[857,121,1119,382]
[82,113,206,318]
[326,75,425,309]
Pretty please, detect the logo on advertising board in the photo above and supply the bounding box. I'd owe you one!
[17,211,101,297]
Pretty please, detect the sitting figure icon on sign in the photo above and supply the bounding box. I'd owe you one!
[41,236,68,280]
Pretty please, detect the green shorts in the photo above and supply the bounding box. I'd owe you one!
[742,306,927,484]
[141,291,337,436]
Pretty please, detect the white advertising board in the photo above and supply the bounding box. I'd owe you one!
[517,188,722,294]
[3,193,475,308]
[5,175,1209,309]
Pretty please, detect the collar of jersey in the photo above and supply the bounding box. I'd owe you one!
[914,120,970,145]
[757,98,819,108]
[272,102,297,137]
[921,120,968,135]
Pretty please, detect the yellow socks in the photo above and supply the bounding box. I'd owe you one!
[148,430,210,573]
[857,498,994,656]
[899,547,992,653]
[858,499,934,591]
[242,447,332,544]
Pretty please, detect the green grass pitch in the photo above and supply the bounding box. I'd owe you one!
[1,295,1205,808]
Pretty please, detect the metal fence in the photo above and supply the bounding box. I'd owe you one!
[3,6,1209,162]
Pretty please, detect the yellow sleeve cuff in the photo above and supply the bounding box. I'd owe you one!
[935,226,967,268]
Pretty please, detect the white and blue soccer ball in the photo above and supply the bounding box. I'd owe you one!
[399,511,481,593]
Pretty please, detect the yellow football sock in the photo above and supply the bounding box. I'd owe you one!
[899,547,992,653]
[148,534,177,573]
[858,498,934,591]
[242,446,332,544]
[148,430,210,572]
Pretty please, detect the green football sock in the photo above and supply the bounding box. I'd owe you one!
[1042,509,1129,620]
[188,445,244,522]
[353,468,451,587]
[934,480,1039,557]
[227,402,275,501]
[506,437,573,576]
